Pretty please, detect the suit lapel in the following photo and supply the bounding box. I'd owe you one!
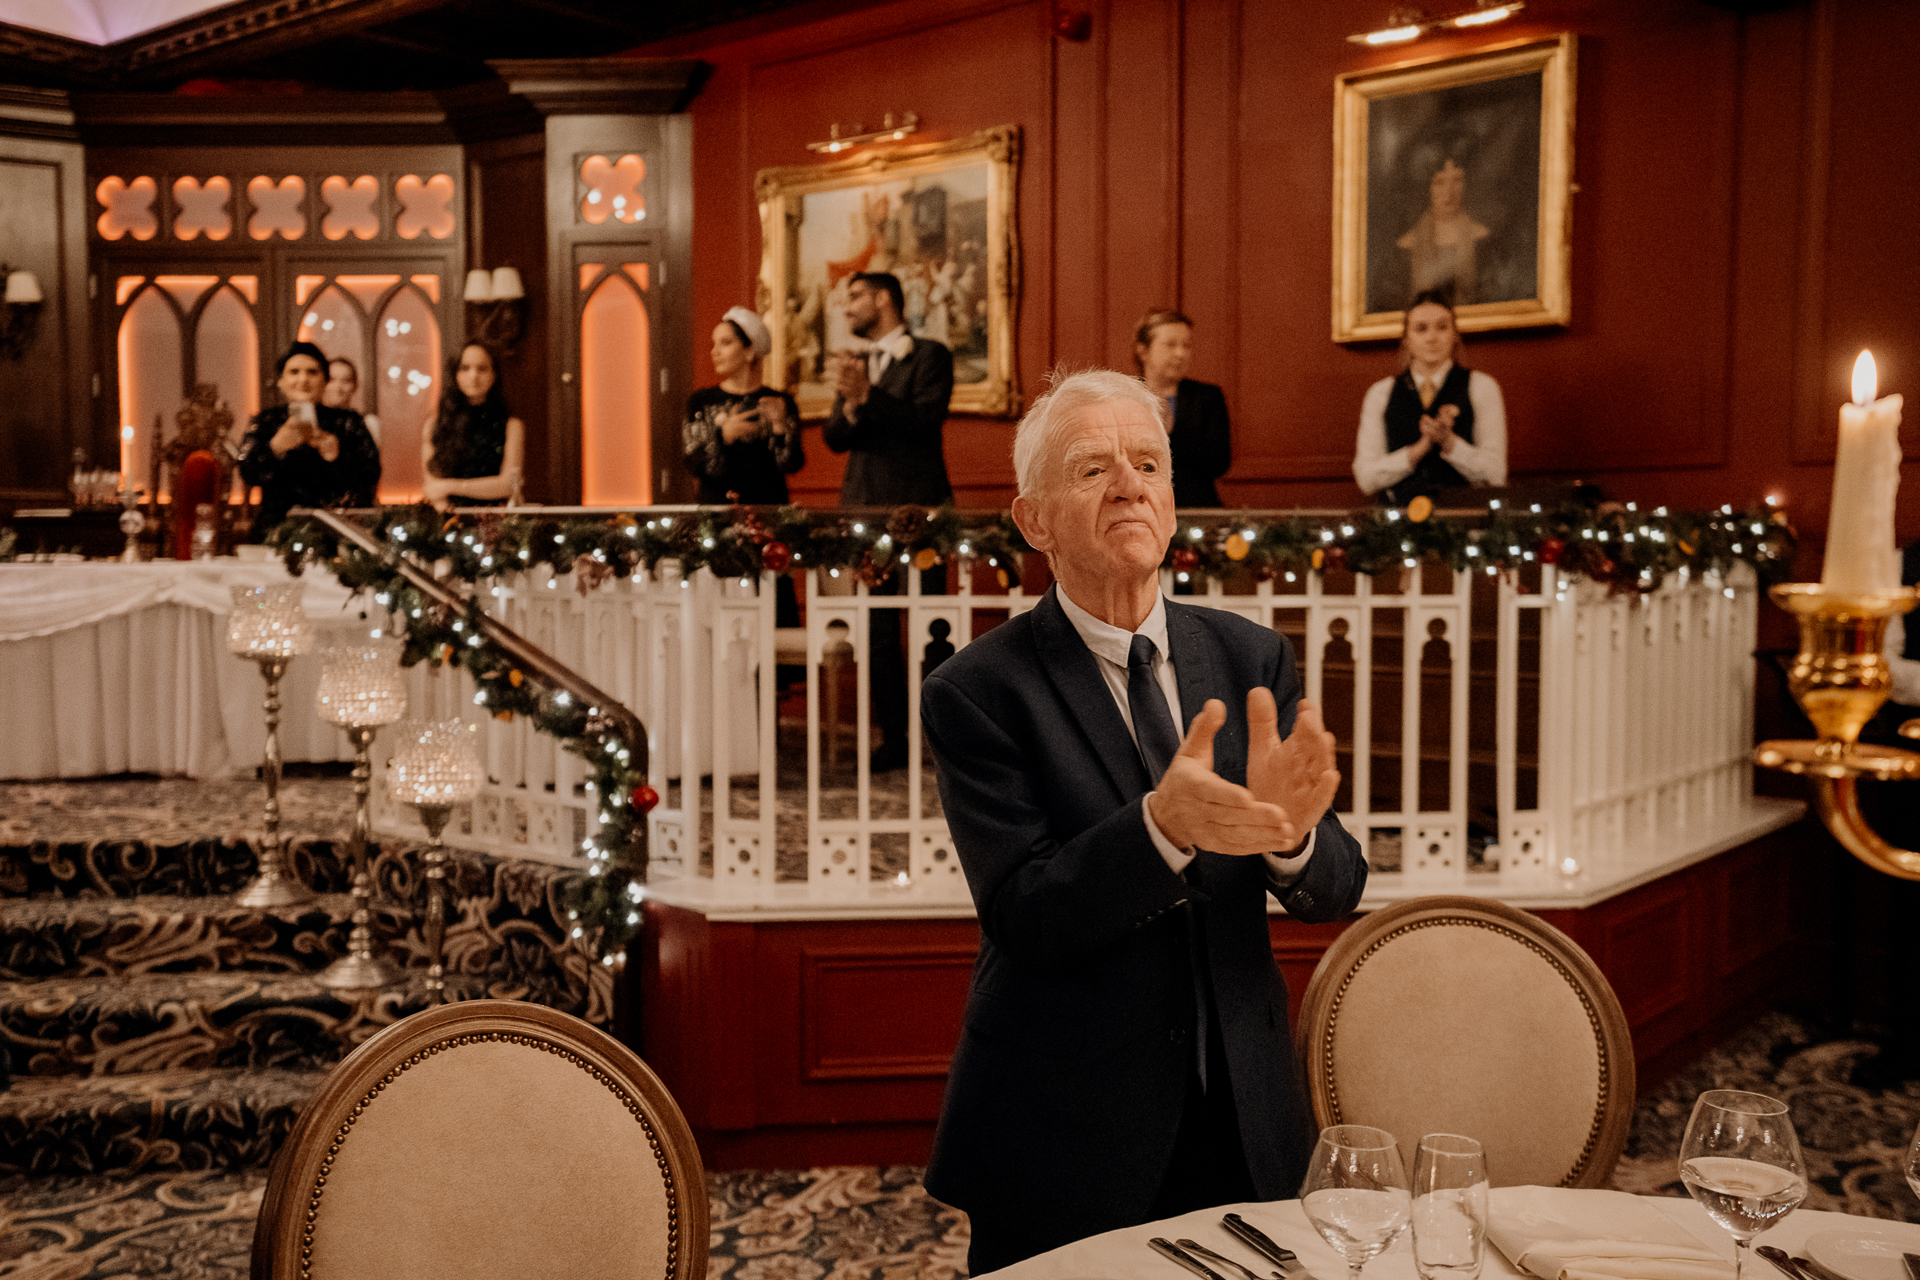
[1168,602,1232,740]
[1030,587,1152,798]
[879,340,916,395]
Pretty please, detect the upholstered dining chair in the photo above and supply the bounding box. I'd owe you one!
[1294,895,1635,1189]
[251,999,707,1280]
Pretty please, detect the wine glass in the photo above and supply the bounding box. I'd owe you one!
[1411,1134,1489,1280]
[1300,1124,1412,1280]
[1678,1090,1808,1280]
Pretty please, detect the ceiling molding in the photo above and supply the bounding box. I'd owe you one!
[0,21,113,85]
[117,0,444,81]
[489,57,710,115]
[0,84,79,141]
[72,88,465,147]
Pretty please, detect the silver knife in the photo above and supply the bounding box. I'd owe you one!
[1176,1238,1285,1280]
[1152,1238,1228,1280]
[1221,1214,1320,1280]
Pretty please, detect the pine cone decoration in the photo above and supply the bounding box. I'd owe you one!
[887,505,931,544]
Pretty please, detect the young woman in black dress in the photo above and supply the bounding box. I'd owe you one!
[422,342,524,509]
[681,307,803,504]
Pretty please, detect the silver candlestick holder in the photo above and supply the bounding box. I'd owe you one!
[389,719,484,1004]
[228,583,315,908]
[314,640,409,991]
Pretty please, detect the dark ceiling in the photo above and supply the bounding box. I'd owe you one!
[0,0,820,93]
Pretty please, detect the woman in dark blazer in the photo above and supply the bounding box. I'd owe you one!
[1133,308,1232,507]
[239,340,381,540]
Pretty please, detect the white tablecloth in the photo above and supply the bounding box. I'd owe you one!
[984,1192,1867,1280]
[0,560,375,779]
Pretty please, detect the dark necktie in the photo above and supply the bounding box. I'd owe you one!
[1127,634,1180,781]
[1127,633,1210,1089]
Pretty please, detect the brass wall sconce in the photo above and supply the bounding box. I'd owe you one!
[0,263,44,361]
[1348,0,1525,45]
[807,111,921,154]
[1754,583,1920,879]
[464,265,527,358]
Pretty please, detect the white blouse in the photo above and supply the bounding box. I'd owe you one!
[1353,363,1508,497]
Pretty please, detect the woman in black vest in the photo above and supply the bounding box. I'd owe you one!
[682,306,803,505]
[1132,308,1231,507]
[423,342,524,509]
[1353,290,1507,505]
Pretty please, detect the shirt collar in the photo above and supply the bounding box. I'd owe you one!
[870,326,914,361]
[1055,585,1170,668]
[1408,360,1454,385]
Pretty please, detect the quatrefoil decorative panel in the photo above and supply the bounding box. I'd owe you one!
[579,154,645,225]
[172,176,231,241]
[247,175,307,240]
[96,175,158,241]
[394,173,456,240]
[321,175,380,241]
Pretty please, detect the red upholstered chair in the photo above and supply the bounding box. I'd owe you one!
[172,448,220,559]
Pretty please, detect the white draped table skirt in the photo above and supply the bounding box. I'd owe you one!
[0,561,373,780]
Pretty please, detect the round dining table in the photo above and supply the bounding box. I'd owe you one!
[979,1190,1898,1280]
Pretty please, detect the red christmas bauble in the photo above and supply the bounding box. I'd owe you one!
[761,541,792,573]
[1592,557,1615,580]
[1539,537,1565,565]
[1171,547,1200,571]
[633,785,660,815]
[1326,546,1349,571]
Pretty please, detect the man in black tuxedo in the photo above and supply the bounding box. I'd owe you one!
[823,271,955,506]
[823,272,956,769]
[921,369,1367,1274]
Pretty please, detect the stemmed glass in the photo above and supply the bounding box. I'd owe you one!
[1300,1125,1412,1280]
[1678,1090,1808,1280]
[1903,1119,1920,1203]
[1411,1134,1489,1280]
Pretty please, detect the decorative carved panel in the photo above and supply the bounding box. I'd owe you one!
[395,173,456,240]
[246,174,307,240]
[96,174,157,241]
[320,174,380,241]
[172,176,231,241]
[580,153,646,225]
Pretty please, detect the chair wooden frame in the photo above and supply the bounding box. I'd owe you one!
[252,1000,708,1280]
[1293,895,1635,1189]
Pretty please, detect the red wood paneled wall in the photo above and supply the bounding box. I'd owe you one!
[637,820,1841,1171]
[630,0,1920,558]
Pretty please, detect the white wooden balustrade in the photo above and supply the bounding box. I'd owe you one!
[370,535,1797,914]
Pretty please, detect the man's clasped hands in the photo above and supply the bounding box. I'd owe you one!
[1147,690,1342,858]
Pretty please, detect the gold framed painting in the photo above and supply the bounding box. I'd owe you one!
[1332,34,1577,342]
[755,125,1021,419]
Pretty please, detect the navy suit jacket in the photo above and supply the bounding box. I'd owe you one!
[822,336,955,507]
[921,587,1367,1252]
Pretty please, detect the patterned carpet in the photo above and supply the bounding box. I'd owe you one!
[0,1011,1914,1279]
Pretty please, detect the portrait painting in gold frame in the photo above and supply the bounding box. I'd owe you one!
[1332,35,1576,342]
[756,125,1020,419]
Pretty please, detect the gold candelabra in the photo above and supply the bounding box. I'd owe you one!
[228,584,315,908]
[1753,583,1920,879]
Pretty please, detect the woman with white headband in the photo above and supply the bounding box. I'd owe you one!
[682,306,804,505]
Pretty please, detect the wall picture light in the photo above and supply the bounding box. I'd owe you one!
[1348,0,1525,45]
[0,264,44,361]
[807,111,921,154]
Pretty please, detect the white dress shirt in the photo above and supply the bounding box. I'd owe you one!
[844,325,915,424]
[1888,613,1920,708]
[1054,586,1316,883]
[1352,362,1508,496]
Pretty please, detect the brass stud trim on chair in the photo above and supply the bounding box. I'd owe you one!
[297,1028,684,1280]
[1318,914,1611,1188]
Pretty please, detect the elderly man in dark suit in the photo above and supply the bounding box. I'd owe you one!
[824,271,957,769]
[921,368,1368,1275]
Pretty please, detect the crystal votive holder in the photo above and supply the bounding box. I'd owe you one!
[315,638,408,729]
[390,718,485,806]
[227,582,313,657]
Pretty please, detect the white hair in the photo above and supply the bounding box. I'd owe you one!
[1011,367,1171,500]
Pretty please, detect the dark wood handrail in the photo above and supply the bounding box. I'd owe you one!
[293,508,649,779]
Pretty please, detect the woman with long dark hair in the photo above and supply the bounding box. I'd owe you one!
[423,342,524,509]
[1352,289,1507,505]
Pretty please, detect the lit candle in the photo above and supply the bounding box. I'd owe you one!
[1822,350,1904,594]
[119,424,134,494]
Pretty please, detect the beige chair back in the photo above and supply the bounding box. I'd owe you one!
[252,1000,707,1280]
[1294,896,1634,1189]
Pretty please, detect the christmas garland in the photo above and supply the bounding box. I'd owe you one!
[269,497,1795,955]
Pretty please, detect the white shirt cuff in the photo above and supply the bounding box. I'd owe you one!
[1263,828,1317,886]
[1143,794,1197,875]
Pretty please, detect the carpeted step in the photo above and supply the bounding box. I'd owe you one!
[0,836,351,900]
[0,893,365,982]
[0,1065,325,1176]
[0,971,484,1078]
